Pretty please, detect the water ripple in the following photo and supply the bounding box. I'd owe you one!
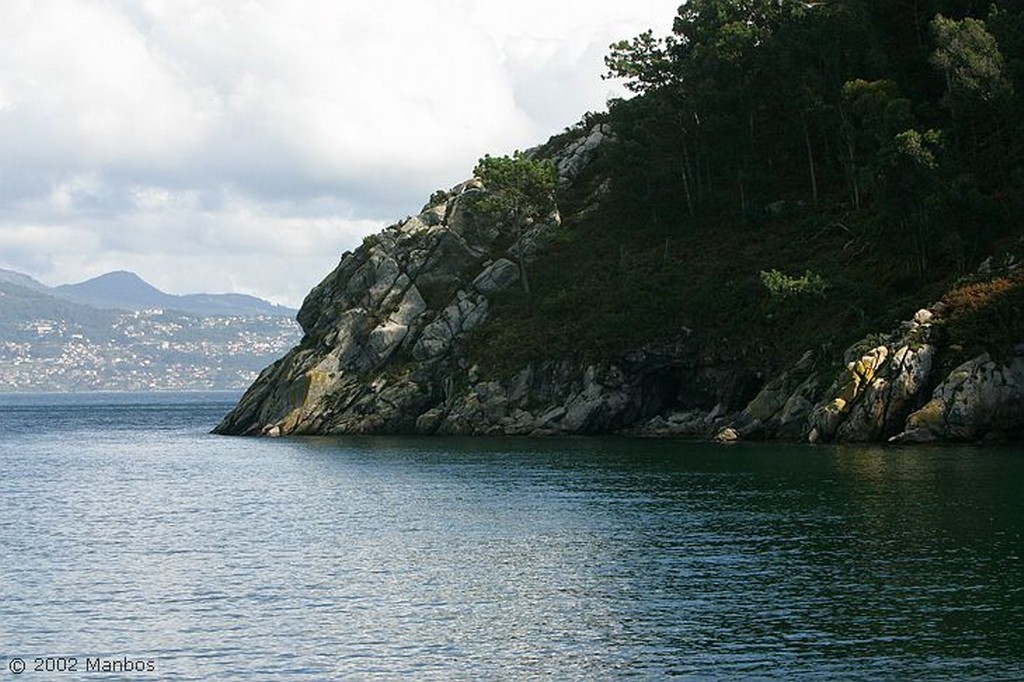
[1,394,1022,679]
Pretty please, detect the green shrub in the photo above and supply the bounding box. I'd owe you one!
[760,269,830,302]
[472,152,557,223]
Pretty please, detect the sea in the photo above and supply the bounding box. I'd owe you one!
[0,391,1022,680]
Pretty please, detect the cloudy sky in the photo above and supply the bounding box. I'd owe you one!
[0,0,679,307]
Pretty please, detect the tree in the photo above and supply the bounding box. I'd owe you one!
[879,128,946,275]
[985,6,1024,182]
[930,14,1011,105]
[930,14,1013,180]
[604,30,677,95]
[840,79,916,209]
[472,152,558,294]
[986,6,1024,93]
[601,0,1020,258]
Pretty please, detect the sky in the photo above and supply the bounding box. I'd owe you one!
[0,0,680,307]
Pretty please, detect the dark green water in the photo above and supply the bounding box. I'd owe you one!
[1,393,1022,679]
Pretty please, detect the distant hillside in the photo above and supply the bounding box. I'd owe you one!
[55,271,169,310]
[0,275,301,392]
[0,268,50,293]
[54,270,295,317]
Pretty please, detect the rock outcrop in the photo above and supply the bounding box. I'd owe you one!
[894,353,1024,442]
[214,203,757,438]
[215,126,677,437]
[212,127,761,438]
[715,303,1024,444]
[552,123,611,188]
[214,177,549,436]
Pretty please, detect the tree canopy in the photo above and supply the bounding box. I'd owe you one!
[601,0,1024,273]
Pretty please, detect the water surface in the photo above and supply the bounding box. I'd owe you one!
[1,393,1022,679]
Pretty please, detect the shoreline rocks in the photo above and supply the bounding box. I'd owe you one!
[713,306,1024,445]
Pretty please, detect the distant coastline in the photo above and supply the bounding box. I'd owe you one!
[1,270,301,393]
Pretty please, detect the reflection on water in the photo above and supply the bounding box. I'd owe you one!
[0,394,1022,679]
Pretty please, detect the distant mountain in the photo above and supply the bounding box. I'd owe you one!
[0,268,50,293]
[55,271,170,310]
[41,270,295,317]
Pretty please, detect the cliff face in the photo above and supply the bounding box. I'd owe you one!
[215,126,754,437]
[215,126,1024,443]
[216,126,698,437]
[213,177,536,436]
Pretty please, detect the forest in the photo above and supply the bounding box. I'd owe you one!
[469,0,1024,375]
[605,0,1022,267]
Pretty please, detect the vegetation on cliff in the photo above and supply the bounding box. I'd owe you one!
[467,0,1024,378]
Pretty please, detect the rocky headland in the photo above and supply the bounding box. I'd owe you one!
[214,125,1023,443]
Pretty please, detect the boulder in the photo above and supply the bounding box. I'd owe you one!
[725,350,820,440]
[894,354,1024,442]
[555,124,611,187]
[472,258,520,294]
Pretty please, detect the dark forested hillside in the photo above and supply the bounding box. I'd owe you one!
[605,0,1021,226]
[468,0,1024,373]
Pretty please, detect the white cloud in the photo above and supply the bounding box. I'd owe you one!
[49,173,103,212]
[0,0,217,168]
[129,186,202,212]
[0,0,680,306]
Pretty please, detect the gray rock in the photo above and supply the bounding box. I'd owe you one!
[720,290,1023,445]
[537,406,567,426]
[361,322,408,368]
[724,350,821,440]
[472,258,520,294]
[556,124,610,187]
[214,170,541,437]
[833,343,935,442]
[415,407,446,435]
[631,409,714,437]
[894,355,1024,442]
[411,293,489,361]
